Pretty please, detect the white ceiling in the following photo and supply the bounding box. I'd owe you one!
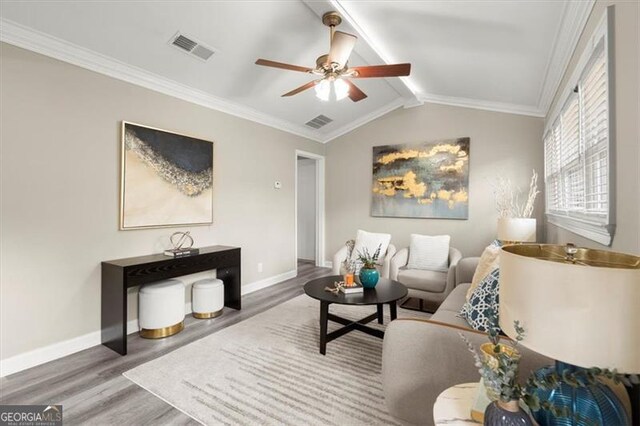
[0,0,593,143]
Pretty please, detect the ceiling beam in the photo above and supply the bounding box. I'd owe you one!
[301,0,421,107]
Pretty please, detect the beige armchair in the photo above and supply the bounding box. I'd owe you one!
[332,244,397,279]
[390,247,462,308]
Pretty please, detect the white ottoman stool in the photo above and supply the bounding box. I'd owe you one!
[192,278,224,319]
[139,279,185,339]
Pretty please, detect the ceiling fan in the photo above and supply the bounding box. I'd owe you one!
[255,11,411,102]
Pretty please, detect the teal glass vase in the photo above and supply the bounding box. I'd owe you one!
[359,268,379,288]
[529,361,630,426]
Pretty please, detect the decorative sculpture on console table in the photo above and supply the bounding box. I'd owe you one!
[164,231,199,257]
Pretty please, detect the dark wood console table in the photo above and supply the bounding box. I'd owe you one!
[101,245,241,355]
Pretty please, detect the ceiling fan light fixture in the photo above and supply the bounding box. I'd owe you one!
[315,79,331,101]
[334,78,349,101]
[255,11,410,103]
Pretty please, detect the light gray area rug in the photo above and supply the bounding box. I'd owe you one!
[124,294,430,425]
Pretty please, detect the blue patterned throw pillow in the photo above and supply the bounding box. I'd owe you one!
[460,268,500,332]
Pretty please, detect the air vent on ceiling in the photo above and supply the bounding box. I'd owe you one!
[169,32,216,61]
[305,115,333,129]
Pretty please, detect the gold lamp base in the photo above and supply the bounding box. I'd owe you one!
[139,321,184,339]
[193,309,223,319]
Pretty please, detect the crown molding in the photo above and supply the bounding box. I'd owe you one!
[417,92,545,118]
[320,91,544,144]
[536,0,596,115]
[0,18,324,143]
[1,3,584,145]
[308,0,546,120]
[320,97,406,143]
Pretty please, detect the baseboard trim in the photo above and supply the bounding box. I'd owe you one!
[324,260,333,269]
[0,331,103,378]
[0,270,295,377]
[240,269,297,296]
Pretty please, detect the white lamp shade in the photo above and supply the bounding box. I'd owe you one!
[499,245,640,374]
[497,218,536,242]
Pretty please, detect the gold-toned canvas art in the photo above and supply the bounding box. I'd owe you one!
[372,138,470,219]
[120,122,213,230]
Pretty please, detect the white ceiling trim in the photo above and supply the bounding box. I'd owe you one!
[318,0,551,119]
[0,0,596,143]
[536,0,596,114]
[325,0,419,100]
[0,18,323,143]
[418,92,544,118]
[321,97,405,142]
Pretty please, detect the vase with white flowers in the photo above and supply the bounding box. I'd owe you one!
[493,170,540,243]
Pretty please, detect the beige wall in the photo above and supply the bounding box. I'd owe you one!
[0,43,322,360]
[545,0,639,255]
[325,103,545,258]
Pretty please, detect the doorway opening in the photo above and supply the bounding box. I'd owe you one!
[295,150,325,271]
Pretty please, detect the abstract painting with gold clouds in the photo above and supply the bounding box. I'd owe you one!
[372,138,470,219]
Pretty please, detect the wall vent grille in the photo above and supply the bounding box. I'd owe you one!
[305,115,333,129]
[169,32,216,61]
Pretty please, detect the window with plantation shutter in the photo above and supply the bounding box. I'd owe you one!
[581,46,608,216]
[543,11,614,246]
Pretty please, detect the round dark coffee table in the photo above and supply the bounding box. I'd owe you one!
[304,275,408,355]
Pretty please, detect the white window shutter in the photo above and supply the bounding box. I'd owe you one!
[544,25,611,243]
[559,94,583,211]
[581,45,608,218]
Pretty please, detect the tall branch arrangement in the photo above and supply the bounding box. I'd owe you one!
[493,170,540,218]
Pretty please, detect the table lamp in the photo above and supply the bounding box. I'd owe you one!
[499,243,640,424]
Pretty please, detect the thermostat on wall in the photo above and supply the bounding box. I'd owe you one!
[274,181,282,189]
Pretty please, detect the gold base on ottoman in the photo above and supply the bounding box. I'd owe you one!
[140,321,184,339]
[193,309,223,319]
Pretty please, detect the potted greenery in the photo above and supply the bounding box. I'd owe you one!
[460,311,532,424]
[460,311,633,425]
[356,244,382,288]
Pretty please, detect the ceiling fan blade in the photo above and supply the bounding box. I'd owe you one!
[350,63,411,78]
[328,31,357,69]
[255,59,313,73]
[282,80,318,97]
[344,79,367,102]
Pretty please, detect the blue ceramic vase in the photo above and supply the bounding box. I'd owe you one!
[359,268,379,288]
[484,401,533,426]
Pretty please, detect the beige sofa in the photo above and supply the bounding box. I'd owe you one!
[381,257,552,425]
